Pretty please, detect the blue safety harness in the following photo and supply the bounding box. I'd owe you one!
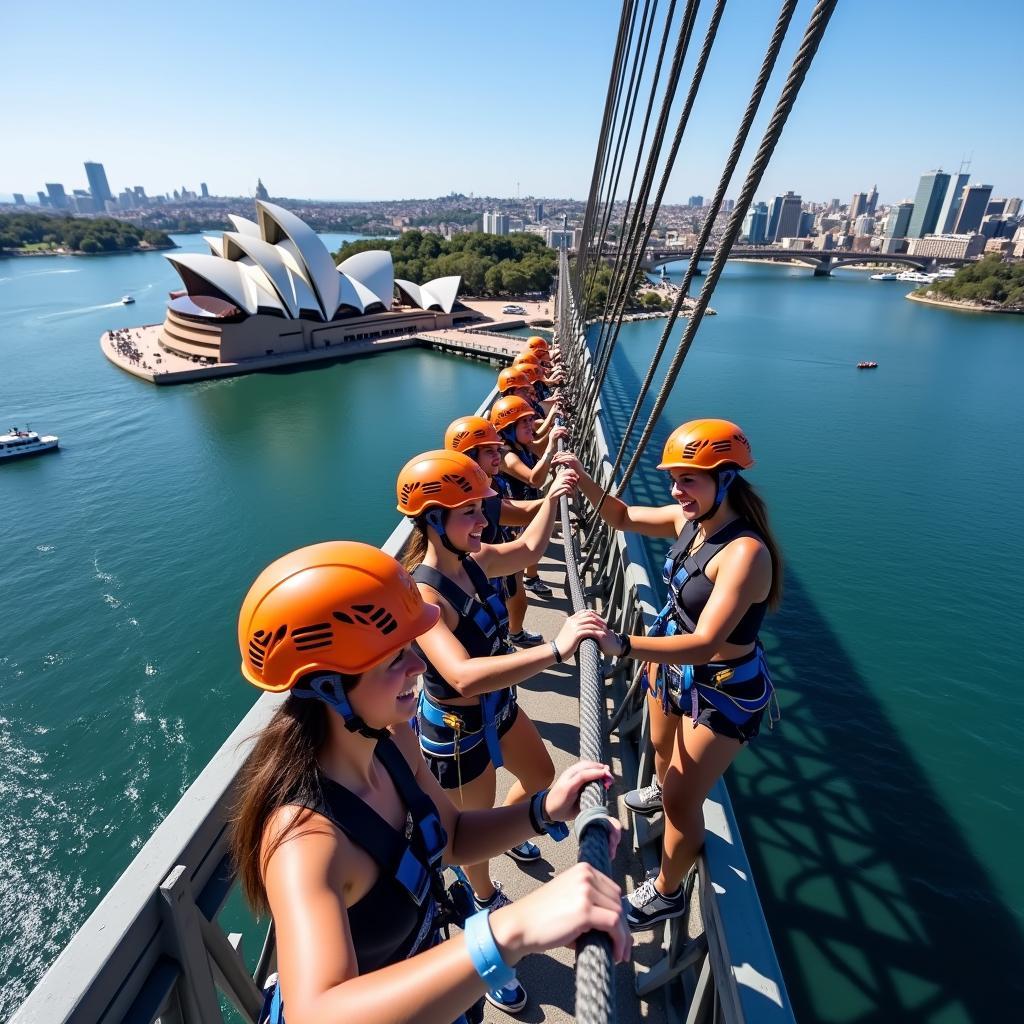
[650,521,777,727]
[413,557,516,772]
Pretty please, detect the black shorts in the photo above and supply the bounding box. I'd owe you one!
[419,695,520,788]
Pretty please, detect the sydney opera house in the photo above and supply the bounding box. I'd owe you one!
[154,201,477,364]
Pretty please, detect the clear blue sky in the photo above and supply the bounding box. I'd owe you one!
[3,0,1021,206]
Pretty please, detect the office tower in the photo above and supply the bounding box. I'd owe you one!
[770,191,802,240]
[200,182,209,198]
[1005,197,1022,217]
[742,203,768,244]
[866,185,878,216]
[799,210,815,237]
[37,190,48,206]
[884,201,914,238]
[492,213,509,236]
[13,193,26,205]
[118,190,135,210]
[985,197,1006,217]
[688,195,704,208]
[84,162,112,212]
[723,199,735,213]
[45,183,69,209]
[936,171,971,233]
[907,170,951,238]
[849,192,868,220]
[829,198,841,213]
[853,214,875,236]
[952,184,994,234]
[534,201,544,222]
[482,211,493,233]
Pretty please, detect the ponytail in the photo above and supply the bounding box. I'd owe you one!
[729,475,784,610]
[399,518,429,574]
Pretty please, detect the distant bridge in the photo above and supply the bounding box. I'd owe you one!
[636,246,969,277]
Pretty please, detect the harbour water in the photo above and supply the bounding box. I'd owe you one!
[1,244,1022,1022]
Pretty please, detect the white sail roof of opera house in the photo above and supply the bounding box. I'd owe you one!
[164,201,461,320]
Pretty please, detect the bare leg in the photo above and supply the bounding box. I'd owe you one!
[657,720,742,894]
[507,573,527,634]
[447,762,498,900]
[496,711,555,807]
[645,663,676,785]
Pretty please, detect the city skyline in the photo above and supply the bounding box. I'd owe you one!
[3,0,1023,204]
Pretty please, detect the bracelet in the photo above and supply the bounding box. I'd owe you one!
[616,632,632,658]
[464,909,517,989]
[529,788,570,842]
[550,640,563,664]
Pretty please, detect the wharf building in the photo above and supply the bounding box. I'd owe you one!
[907,232,986,259]
[152,202,475,366]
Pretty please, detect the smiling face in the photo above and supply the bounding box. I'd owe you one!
[513,417,537,446]
[440,499,488,553]
[668,468,717,520]
[347,645,426,728]
[469,442,503,478]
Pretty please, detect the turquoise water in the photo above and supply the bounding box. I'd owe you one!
[2,244,1022,1023]
[604,262,1024,1022]
[0,235,496,1016]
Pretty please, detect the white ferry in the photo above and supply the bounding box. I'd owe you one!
[0,426,60,461]
[120,295,135,305]
[869,272,897,281]
[896,270,937,284]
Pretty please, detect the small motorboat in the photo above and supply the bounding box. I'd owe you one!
[870,272,897,281]
[121,295,135,305]
[857,361,878,369]
[1,426,60,461]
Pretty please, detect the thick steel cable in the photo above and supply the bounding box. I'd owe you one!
[574,2,636,297]
[588,0,681,356]
[580,0,655,319]
[616,0,840,494]
[594,0,799,516]
[582,0,726,430]
[577,1,640,297]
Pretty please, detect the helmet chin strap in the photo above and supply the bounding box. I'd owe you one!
[694,468,738,525]
[424,508,466,558]
[293,673,390,741]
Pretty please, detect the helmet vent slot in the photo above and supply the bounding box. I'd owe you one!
[683,440,709,458]
[442,473,473,494]
[452,431,470,449]
[249,624,288,672]
[711,440,732,453]
[334,604,398,635]
[291,622,333,650]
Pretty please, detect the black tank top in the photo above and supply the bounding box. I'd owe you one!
[502,445,539,501]
[663,518,768,645]
[412,557,511,701]
[287,738,443,974]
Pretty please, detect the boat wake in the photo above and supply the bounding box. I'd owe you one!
[38,301,124,320]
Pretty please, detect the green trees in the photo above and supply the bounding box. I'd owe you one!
[333,231,557,298]
[923,254,1024,310]
[0,212,173,253]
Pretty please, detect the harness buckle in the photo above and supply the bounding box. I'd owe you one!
[711,667,734,689]
[442,712,463,733]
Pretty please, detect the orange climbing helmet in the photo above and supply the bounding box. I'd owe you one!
[497,367,531,393]
[396,449,496,516]
[238,541,440,692]
[656,419,754,472]
[526,336,549,351]
[489,395,537,434]
[514,351,541,367]
[444,415,501,454]
[516,363,544,384]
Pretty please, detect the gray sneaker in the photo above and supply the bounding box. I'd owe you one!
[623,778,663,816]
[623,877,687,931]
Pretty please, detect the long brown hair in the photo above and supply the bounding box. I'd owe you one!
[728,475,784,610]
[399,517,429,574]
[230,676,355,916]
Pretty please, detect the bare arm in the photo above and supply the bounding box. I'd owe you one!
[551,452,682,539]
[497,496,543,528]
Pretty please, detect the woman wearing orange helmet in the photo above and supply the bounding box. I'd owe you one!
[497,365,559,438]
[231,541,629,1024]
[397,450,607,964]
[553,419,783,931]
[444,415,545,649]
[489,396,571,597]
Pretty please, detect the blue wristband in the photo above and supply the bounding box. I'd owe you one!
[464,909,516,989]
[530,789,570,842]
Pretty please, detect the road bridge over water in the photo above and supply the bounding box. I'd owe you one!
[637,246,970,277]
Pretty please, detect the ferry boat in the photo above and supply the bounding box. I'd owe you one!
[857,361,879,369]
[896,271,937,284]
[869,272,897,281]
[120,295,135,305]
[0,426,59,461]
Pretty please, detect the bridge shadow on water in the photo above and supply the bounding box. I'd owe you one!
[595,350,1024,1023]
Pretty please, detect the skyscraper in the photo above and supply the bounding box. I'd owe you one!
[936,171,970,233]
[849,192,868,221]
[884,201,914,239]
[200,182,209,198]
[798,210,815,237]
[742,203,768,244]
[907,170,951,238]
[45,183,69,209]
[688,195,704,208]
[952,184,994,234]
[84,162,112,212]
[13,193,26,205]
[254,178,269,201]
[534,202,544,223]
[769,191,802,241]
[866,185,879,216]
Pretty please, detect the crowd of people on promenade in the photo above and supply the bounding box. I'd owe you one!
[106,327,150,370]
[228,333,783,1024]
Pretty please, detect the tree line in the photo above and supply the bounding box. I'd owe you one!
[921,254,1024,309]
[0,212,173,254]
[333,230,557,297]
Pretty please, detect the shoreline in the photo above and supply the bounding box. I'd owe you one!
[905,291,1024,316]
[0,242,177,258]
